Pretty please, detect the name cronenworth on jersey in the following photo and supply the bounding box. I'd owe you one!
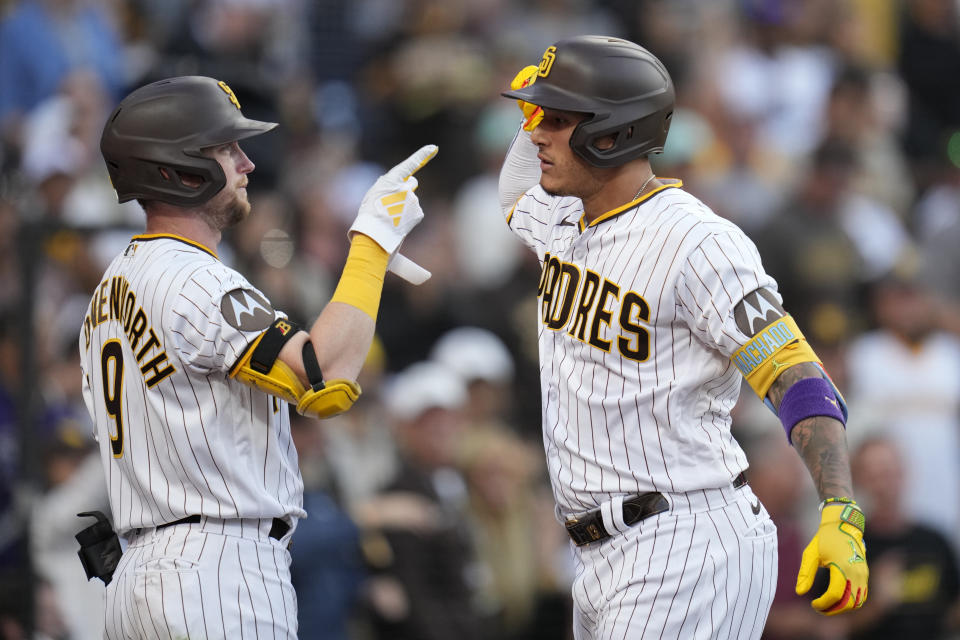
[82,272,176,388]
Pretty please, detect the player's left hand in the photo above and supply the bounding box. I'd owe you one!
[510,65,543,131]
[796,501,869,615]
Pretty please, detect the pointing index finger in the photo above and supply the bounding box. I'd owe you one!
[390,144,439,181]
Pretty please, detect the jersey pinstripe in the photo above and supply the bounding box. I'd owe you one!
[507,182,779,517]
[79,234,305,536]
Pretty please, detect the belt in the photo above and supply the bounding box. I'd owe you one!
[156,515,291,541]
[565,471,748,547]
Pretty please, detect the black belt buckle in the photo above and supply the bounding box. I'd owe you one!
[564,515,609,547]
[565,491,668,547]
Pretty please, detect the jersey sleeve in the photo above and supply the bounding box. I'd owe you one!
[168,267,286,374]
[675,228,781,357]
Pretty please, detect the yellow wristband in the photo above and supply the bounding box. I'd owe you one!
[330,234,389,321]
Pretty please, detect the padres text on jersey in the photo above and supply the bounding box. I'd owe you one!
[508,182,780,515]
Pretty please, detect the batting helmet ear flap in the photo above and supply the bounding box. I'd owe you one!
[571,109,674,167]
[109,149,227,206]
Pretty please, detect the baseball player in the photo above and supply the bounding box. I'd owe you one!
[498,36,868,639]
[79,75,436,639]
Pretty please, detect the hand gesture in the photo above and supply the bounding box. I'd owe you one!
[350,145,438,284]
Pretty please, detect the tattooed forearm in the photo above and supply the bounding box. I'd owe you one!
[789,416,854,500]
[767,362,855,500]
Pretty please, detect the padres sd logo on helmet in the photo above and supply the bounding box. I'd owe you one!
[538,46,557,78]
[217,81,242,110]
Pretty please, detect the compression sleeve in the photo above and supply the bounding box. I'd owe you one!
[499,125,542,218]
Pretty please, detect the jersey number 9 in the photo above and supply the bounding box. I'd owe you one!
[100,340,125,458]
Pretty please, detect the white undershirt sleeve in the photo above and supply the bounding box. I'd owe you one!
[498,124,541,217]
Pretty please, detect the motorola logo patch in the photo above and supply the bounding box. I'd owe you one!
[733,288,785,337]
[220,288,275,332]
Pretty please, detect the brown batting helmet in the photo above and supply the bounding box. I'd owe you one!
[502,36,674,168]
[100,76,277,207]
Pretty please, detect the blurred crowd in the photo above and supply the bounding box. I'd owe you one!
[1,0,960,638]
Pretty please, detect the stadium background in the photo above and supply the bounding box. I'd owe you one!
[1,0,959,637]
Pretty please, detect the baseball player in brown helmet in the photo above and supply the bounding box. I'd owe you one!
[81,75,436,638]
[498,35,868,638]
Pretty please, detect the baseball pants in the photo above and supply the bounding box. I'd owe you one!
[571,483,778,640]
[103,517,297,639]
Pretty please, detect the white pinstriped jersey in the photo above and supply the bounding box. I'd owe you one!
[507,182,780,517]
[80,234,305,535]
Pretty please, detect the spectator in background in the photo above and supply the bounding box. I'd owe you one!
[323,336,400,510]
[374,220,463,371]
[822,65,914,219]
[916,161,960,337]
[430,327,568,638]
[898,0,960,180]
[17,70,140,225]
[847,437,960,640]
[746,432,847,640]
[0,203,19,310]
[0,0,125,141]
[146,0,307,189]
[682,107,788,234]
[845,256,960,554]
[710,0,838,159]
[288,412,366,640]
[448,101,526,293]
[457,425,569,640]
[445,105,545,428]
[430,326,516,429]
[755,137,908,345]
[363,361,484,640]
[29,418,107,640]
[0,311,26,640]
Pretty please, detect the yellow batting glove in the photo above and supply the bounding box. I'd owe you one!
[510,65,543,131]
[796,501,869,615]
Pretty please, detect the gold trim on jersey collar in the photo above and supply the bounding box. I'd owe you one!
[132,233,219,259]
[578,179,683,231]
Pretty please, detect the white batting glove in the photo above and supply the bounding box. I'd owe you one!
[350,145,438,285]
